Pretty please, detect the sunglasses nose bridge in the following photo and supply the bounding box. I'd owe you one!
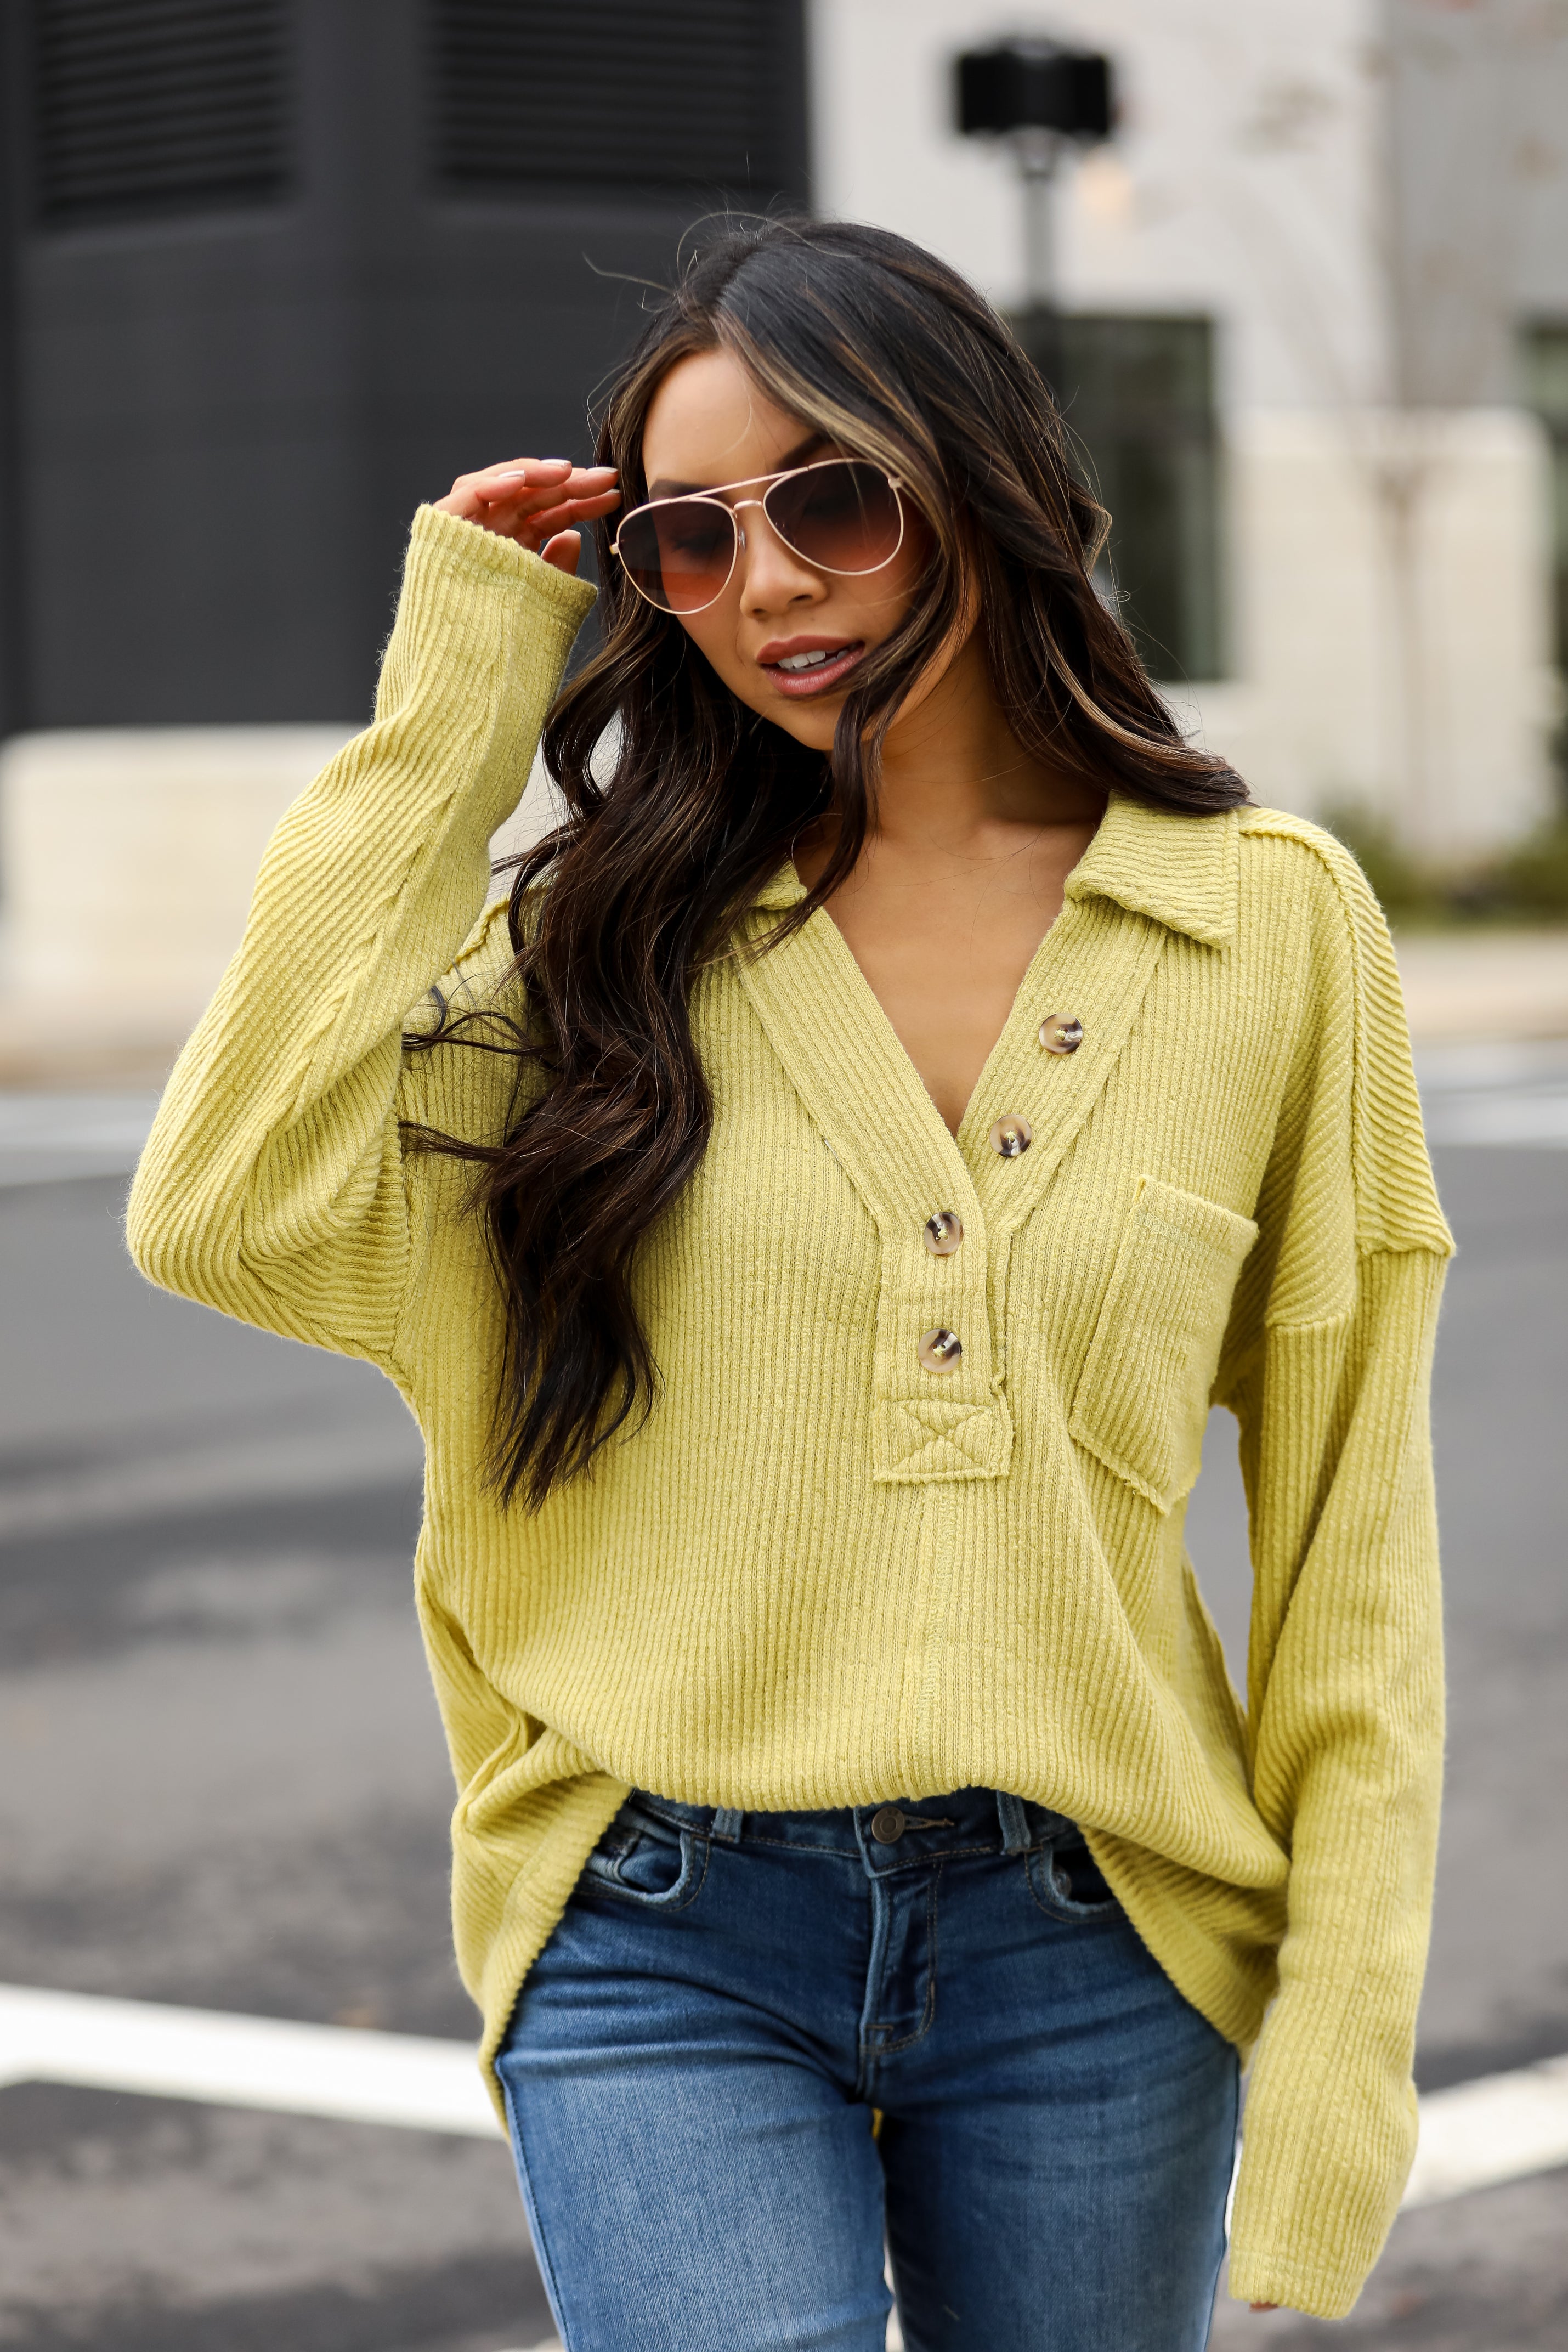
[730,493,824,586]
[730,496,765,556]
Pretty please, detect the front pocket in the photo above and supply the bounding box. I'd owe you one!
[1068,1177,1258,1513]
[1024,1833,1122,1925]
[579,1815,709,1912]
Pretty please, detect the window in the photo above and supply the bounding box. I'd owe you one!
[1015,310,1224,684]
[31,0,292,228]
[428,0,806,201]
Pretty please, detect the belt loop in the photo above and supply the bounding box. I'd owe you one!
[995,1792,1032,1855]
[711,1807,743,1845]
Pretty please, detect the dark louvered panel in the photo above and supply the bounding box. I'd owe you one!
[431,0,791,194]
[33,0,292,227]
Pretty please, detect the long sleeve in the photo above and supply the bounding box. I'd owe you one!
[126,507,595,1364]
[1220,835,1452,2318]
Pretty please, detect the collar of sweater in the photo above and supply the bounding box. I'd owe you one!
[752,790,1241,951]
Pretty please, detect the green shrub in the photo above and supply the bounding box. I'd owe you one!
[1321,808,1443,921]
[1492,820,1568,917]
[1320,807,1568,926]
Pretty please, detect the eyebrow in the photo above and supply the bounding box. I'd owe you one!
[647,430,829,499]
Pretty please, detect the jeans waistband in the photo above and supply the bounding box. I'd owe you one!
[624,1785,1080,1868]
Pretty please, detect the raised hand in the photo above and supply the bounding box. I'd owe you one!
[433,457,621,575]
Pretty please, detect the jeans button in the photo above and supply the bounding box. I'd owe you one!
[871,1806,907,1844]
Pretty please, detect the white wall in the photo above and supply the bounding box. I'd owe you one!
[807,0,1390,411]
[0,728,354,1068]
[0,725,557,1075]
[1388,0,1568,402]
[1173,409,1558,855]
[807,0,1558,852]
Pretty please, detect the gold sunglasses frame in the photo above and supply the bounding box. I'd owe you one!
[611,457,907,615]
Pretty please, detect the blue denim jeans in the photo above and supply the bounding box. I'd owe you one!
[496,1786,1239,2351]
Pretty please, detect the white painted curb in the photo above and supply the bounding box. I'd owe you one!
[0,1982,502,2139]
[3,1981,1566,2210]
[1403,2051,1568,2207]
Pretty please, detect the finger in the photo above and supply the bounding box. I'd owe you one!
[514,488,621,536]
[471,488,618,555]
[434,458,585,522]
[432,470,620,550]
[469,482,618,539]
[432,480,491,521]
[480,463,617,506]
[441,459,569,512]
[540,530,581,575]
[435,462,616,524]
[468,457,573,490]
[485,460,616,483]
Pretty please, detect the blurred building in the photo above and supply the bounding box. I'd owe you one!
[814,0,1568,861]
[0,0,808,731]
[1,0,1567,1074]
[0,0,807,1066]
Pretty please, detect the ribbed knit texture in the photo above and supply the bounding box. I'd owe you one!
[127,506,1452,2321]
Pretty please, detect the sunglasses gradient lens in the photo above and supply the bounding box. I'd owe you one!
[767,460,903,574]
[615,499,736,614]
[616,460,904,614]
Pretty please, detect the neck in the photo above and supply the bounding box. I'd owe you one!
[818,631,1103,874]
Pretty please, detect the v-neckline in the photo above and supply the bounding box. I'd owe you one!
[803,879,1078,1149]
[734,797,1233,1267]
[736,850,1169,1262]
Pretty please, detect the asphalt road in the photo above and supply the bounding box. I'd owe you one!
[0,1134,1564,2351]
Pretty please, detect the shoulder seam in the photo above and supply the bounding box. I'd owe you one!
[1238,806,1367,882]
[465,895,515,959]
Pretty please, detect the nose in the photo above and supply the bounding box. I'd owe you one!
[733,499,824,615]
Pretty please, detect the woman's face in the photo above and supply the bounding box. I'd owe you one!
[636,349,937,754]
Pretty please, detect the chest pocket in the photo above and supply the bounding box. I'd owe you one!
[1068,1177,1259,1513]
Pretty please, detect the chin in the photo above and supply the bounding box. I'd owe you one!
[760,701,842,753]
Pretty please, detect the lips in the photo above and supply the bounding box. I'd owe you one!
[758,640,866,698]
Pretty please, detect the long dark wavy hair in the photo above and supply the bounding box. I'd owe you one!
[408,217,1246,1508]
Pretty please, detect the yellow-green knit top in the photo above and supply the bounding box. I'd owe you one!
[128,507,1451,2321]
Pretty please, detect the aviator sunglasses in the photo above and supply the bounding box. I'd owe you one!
[612,456,907,616]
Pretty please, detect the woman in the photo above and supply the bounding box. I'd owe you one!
[129,219,1451,2349]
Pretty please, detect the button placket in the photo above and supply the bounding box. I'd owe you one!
[919,1209,965,1375]
[916,1326,961,1373]
[961,915,1168,1251]
[871,1189,1003,1475]
[892,1232,987,1393]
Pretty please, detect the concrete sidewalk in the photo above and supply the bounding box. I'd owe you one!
[1394,929,1568,1044]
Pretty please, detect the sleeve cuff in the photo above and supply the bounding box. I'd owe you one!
[407,502,599,632]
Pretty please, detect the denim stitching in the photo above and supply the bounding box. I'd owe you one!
[864,1838,999,1871]
[716,1831,1014,1867]
[870,1867,941,2054]
[621,1796,714,1835]
[499,2072,579,2350]
[592,1828,711,1912]
[734,1831,865,1859]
